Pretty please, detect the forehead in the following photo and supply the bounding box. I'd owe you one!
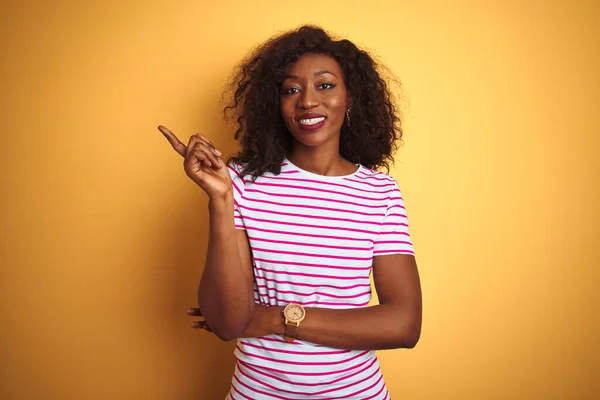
[285,53,343,77]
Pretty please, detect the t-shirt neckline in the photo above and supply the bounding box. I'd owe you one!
[284,157,363,181]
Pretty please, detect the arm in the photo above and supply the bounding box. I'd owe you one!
[247,253,422,350]
[157,126,255,342]
[198,199,255,341]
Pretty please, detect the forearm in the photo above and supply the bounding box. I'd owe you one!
[198,197,253,341]
[267,303,421,351]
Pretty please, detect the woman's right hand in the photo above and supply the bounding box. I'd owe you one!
[158,125,233,200]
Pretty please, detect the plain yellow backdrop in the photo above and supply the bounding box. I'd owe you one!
[1,0,598,398]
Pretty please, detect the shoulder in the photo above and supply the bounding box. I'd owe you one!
[354,167,406,211]
[355,166,399,188]
[227,161,247,183]
[227,161,249,201]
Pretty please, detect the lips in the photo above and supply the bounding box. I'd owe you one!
[298,113,326,121]
[297,113,327,132]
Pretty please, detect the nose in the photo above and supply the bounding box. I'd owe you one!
[298,87,319,109]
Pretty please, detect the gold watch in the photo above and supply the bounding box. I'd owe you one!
[283,303,306,343]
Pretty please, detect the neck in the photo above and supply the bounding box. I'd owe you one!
[287,140,354,177]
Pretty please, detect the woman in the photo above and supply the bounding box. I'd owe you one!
[159,25,422,400]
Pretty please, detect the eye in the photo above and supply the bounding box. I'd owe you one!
[283,87,300,95]
[318,83,336,90]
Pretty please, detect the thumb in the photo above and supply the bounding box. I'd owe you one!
[214,158,232,180]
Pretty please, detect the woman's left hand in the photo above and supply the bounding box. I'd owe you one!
[188,305,281,339]
[187,307,212,332]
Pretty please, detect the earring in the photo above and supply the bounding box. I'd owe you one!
[346,107,351,127]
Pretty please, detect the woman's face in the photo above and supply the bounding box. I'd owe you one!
[280,53,350,149]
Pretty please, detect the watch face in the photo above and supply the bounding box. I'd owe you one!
[284,304,305,322]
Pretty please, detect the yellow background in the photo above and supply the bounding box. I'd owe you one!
[1,0,598,398]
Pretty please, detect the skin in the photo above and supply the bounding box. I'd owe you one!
[163,53,422,350]
[158,127,255,341]
[189,251,422,350]
[280,53,358,176]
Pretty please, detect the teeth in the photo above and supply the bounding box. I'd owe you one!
[299,117,325,125]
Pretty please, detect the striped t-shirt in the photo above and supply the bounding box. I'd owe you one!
[225,158,414,400]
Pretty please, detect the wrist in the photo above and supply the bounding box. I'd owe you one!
[208,192,234,211]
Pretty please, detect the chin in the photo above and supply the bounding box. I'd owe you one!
[292,135,321,146]
[290,129,336,148]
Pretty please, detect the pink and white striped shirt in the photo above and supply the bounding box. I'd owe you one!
[225,158,414,400]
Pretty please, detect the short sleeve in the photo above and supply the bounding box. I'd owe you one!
[227,163,247,231]
[373,180,415,256]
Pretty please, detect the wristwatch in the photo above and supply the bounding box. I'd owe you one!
[283,303,306,343]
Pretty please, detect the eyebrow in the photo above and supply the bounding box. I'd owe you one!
[283,70,337,80]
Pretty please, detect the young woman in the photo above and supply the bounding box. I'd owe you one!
[159,25,422,400]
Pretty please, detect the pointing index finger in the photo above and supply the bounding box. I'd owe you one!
[158,125,186,157]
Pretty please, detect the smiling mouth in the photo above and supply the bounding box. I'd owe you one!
[299,116,326,126]
[297,117,327,133]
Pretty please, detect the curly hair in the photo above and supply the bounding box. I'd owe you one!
[224,25,403,180]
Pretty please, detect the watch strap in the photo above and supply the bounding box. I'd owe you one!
[284,321,299,342]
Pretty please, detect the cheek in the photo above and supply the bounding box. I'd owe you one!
[280,101,297,134]
[325,96,347,120]
[280,100,294,121]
